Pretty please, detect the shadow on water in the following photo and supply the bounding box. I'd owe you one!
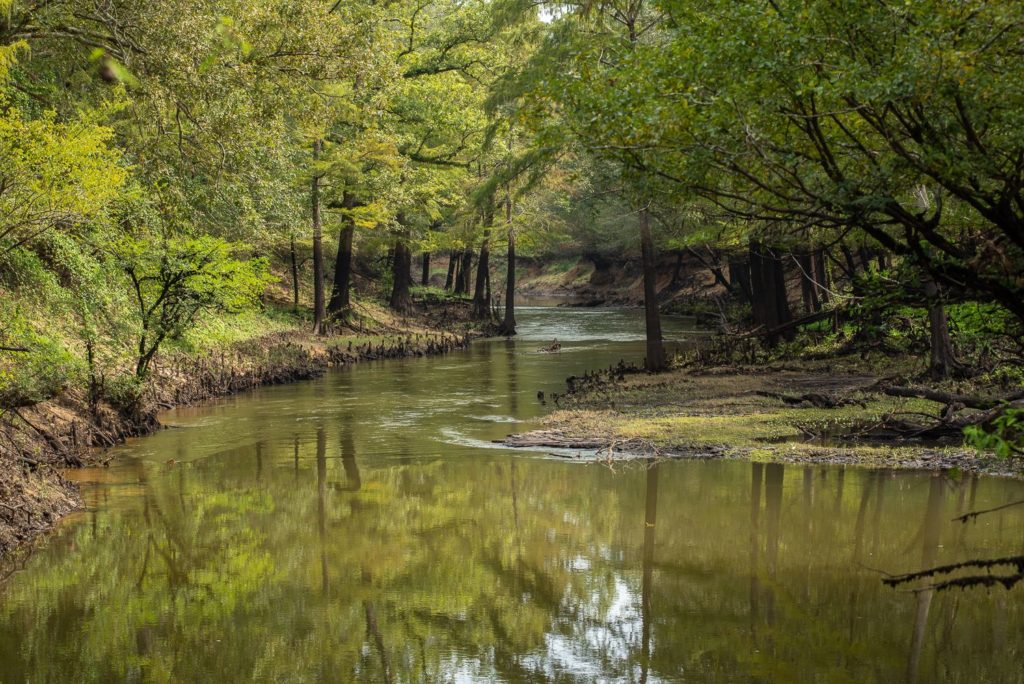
[0,307,1022,682]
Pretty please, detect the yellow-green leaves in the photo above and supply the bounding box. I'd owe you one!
[0,105,127,251]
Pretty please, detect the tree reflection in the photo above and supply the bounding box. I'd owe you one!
[1,451,1023,683]
[906,475,944,684]
[640,460,659,683]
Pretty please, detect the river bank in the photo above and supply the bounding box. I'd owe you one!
[502,355,1023,477]
[0,298,481,557]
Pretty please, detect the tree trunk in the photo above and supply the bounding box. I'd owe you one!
[445,251,457,291]
[639,207,667,372]
[796,250,821,314]
[924,278,962,380]
[456,249,472,295]
[311,139,326,335]
[749,240,793,343]
[472,219,492,320]
[811,247,830,306]
[328,193,357,318]
[670,250,684,286]
[729,256,753,303]
[498,198,517,336]
[749,241,771,329]
[421,252,430,286]
[290,234,299,313]
[389,231,413,313]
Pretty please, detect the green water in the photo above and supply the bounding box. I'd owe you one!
[1,307,1022,683]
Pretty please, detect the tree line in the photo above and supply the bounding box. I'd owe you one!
[1,0,1022,452]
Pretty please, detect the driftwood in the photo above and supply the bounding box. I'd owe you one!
[500,431,607,450]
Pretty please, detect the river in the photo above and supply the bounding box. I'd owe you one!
[1,306,1022,683]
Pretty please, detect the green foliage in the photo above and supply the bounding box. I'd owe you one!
[0,103,126,253]
[99,373,146,417]
[0,305,84,407]
[965,409,1024,459]
[116,234,274,378]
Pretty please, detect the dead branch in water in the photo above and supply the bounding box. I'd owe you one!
[883,556,1024,592]
[953,498,1024,524]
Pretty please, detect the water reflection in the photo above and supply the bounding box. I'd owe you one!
[907,475,944,684]
[4,436,1024,682]
[640,461,658,684]
[0,307,1022,682]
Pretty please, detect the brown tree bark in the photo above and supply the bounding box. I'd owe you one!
[811,247,830,306]
[421,252,430,286]
[328,192,357,318]
[924,278,963,379]
[729,256,753,303]
[749,240,793,343]
[498,196,517,336]
[290,234,299,313]
[445,250,457,291]
[639,207,667,372]
[389,229,413,313]
[796,250,821,314]
[456,249,473,295]
[311,139,326,335]
[472,215,492,320]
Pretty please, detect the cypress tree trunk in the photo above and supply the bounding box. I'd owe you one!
[749,240,793,343]
[749,241,771,330]
[924,278,962,379]
[445,251,457,291]
[770,249,793,338]
[328,193,357,318]
[421,252,430,286]
[456,250,473,295]
[796,250,821,314]
[498,201,517,336]
[729,256,753,303]
[328,221,353,317]
[472,218,492,320]
[811,247,830,306]
[311,139,326,335]
[639,207,667,372]
[389,230,413,313]
[290,234,299,313]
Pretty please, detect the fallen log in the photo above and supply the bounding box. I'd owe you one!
[755,390,863,409]
[883,386,1023,411]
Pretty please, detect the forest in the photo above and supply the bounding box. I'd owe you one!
[0,0,1023,627]
[1,0,1023,679]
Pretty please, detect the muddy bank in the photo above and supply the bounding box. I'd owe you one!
[0,305,477,558]
[500,358,1022,477]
